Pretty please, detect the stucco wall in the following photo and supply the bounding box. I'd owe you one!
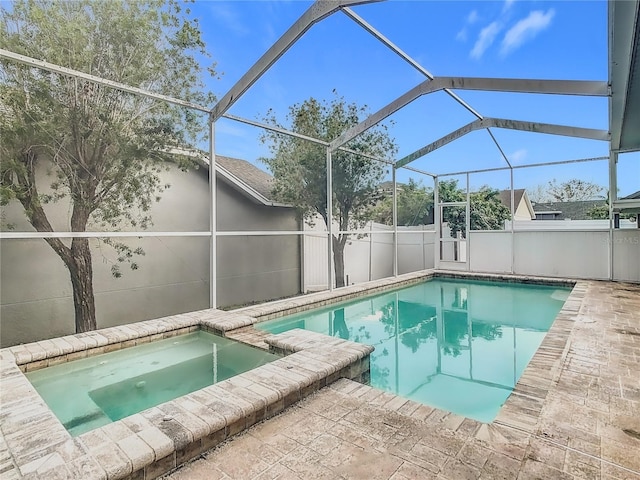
[215,179,301,307]
[0,164,301,347]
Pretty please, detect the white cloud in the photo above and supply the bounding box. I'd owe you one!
[502,0,516,13]
[470,21,502,59]
[510,149,527,163]
[456,10,481,42]
[500,9,555,56]
[209,2,250,37]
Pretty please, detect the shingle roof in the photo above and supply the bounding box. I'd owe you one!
[621,190,640,200]
[498,189,525,210]
[531,200,607,220]
[531,203,562,214]
[168,148,278,204]
[215,155,275,202]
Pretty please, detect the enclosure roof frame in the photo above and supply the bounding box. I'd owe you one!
[329,76,609,155]
[396,118,610,169]
[2,0,637,170]
[209,0,384,122]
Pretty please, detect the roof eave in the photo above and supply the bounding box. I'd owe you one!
[522,192,536,220]
[613,198,640,213]
[610,0,640,152]
[215,164,291,208]
[167,147,292,208]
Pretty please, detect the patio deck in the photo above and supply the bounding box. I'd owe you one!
[164,280,640,480]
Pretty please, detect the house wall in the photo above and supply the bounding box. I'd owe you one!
[215,179,301,307]
[0,164,301,347]
[514,201,533,221]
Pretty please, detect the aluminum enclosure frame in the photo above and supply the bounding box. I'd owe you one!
[396,119,610,169]
[1,0,635,321]
[329,77,609,152]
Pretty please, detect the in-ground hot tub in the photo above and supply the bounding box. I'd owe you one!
[1,309,373,480]
[26,330,280,436]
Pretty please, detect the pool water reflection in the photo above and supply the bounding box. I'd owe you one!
[257,279,569,422]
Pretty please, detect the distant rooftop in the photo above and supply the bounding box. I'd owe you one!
[621,190,640,200]
[531,200,606,220]
[498,189,526,210]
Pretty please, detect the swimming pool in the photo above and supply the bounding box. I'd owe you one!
[26,330,279,436]
[257,278,570,422]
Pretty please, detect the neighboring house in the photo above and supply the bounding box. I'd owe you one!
[0,155,301,347]
[498,189,536,220]
[531,205,563,220]
[621,190,640,200]
[617,190,640,221]
[531,200,607,220]
[622,190,640,199]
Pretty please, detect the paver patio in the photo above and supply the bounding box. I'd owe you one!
[165,280,640,480]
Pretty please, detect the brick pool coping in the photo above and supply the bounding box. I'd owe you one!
[0,269,590,479]
[233,269,575,324]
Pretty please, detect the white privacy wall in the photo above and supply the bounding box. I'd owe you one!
[468,230,609,279]
[469,232,512,273]
[304,224,638,293]
[513,231,610,279]
[468,229,640,282]
[302,228,394,290]
[397,228,436,275]
[612,229,640,282]
[302,232,330,291]
[302,223,435,291]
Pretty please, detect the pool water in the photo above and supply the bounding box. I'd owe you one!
[26,330,279,436]
[257,278,569,422]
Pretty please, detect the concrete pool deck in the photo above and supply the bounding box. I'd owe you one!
[1,271,639,479]
[164,276,640,480]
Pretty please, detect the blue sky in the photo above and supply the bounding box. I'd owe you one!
[190,0,638,198]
